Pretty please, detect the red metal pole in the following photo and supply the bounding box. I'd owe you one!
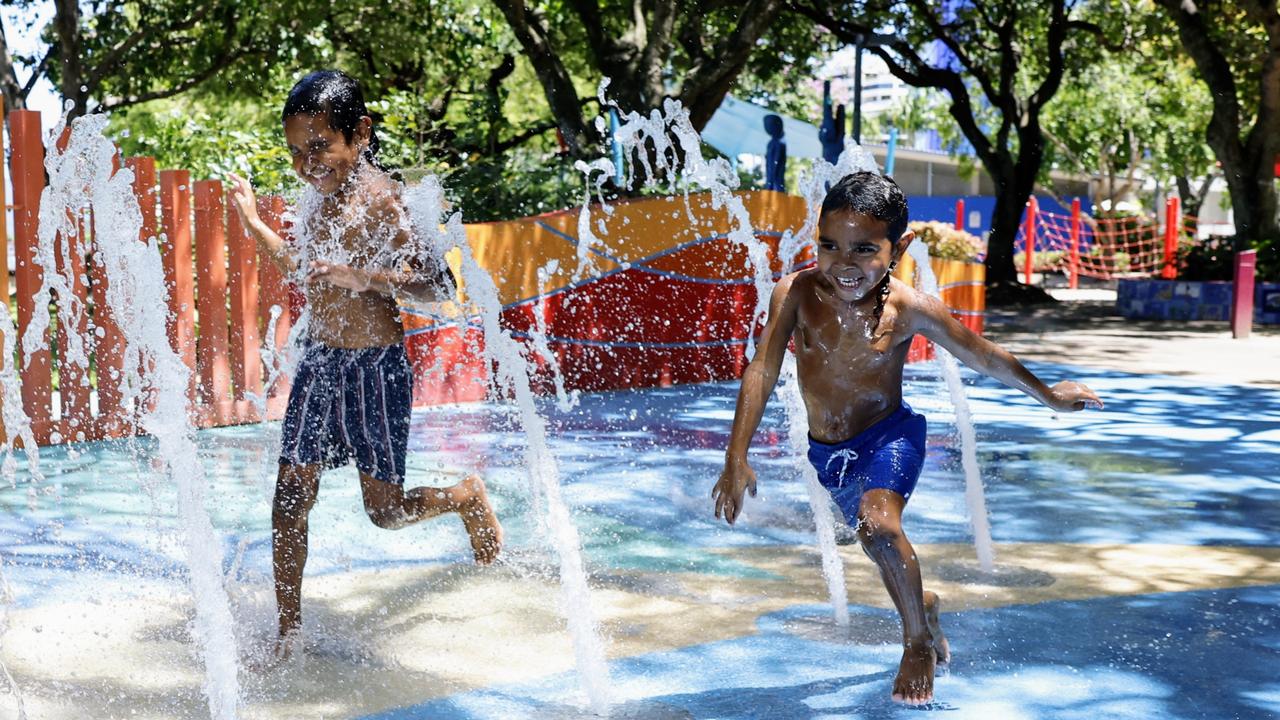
[1023,196,1038,285]
[955,198,965,231]
[1231,249,1257,339]
[1069,198,1081,290]
[1162,196,1180,279]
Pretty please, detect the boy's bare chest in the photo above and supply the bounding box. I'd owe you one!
[308,216,384,265]
[793,297,904,366]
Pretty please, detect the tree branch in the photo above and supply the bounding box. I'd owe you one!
[85,3,218,88]
[491,0,596,154]
[678,0,784,129]
[98,46,256,112]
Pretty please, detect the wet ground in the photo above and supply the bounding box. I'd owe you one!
[1,352,1277,719]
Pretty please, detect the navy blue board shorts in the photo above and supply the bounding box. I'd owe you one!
[807,402,927,524]
[279,342,413,485]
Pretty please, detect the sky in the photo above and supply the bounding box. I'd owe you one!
[4,3,64,117]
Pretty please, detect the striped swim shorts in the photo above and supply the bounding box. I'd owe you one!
[279,341,413,484]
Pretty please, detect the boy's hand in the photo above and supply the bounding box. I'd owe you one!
[308,260,373,292]
[713,459,757,525]
[227,173,261,227]
[1047,380,1103,412]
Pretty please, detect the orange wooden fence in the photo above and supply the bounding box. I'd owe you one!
[1,108,987,448]
[3,109,294,446]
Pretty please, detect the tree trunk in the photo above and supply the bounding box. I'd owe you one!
[491,0,596,156]
[1158,0,1280,245]
[0,17,27,117]
[985,172,1039,287]
[1222,159,1280,245]
[985,123,1045,289]
[53,0,87,118]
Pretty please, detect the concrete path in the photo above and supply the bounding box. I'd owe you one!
[985,290,1280,388]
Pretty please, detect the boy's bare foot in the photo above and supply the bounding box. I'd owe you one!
[924,590,951,665]
[891,640,937,705]
[248,631,299,672]
[892,591,947,705]
[458,475,502,564]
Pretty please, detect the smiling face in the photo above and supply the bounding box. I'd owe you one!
[816,210,910,304]
[284,112,370,195]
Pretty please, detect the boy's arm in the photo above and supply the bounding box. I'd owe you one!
[911,290,1103,412]
[228,173,298,274]
[714,274,801,524]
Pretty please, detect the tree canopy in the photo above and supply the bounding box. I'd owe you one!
[2,0,1274,278]
[794,0,1126,293]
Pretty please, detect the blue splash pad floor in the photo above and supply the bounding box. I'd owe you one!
[1,361,1277,719]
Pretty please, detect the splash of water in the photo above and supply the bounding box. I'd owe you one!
[530,260,578,411]
[0,316,42,491]
[405,177,612,716]
[772,147,880,626]
[26,114,240,717]
[779,356,849,628]
[905,241,995,571]
[589,97,776,338]
[0,560,28,719]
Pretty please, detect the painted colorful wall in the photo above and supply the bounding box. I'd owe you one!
[403,190,987,405]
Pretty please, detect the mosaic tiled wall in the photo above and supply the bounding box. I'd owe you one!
[1117,279,1280,324]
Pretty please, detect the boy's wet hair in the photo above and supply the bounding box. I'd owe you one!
[820,171,909,241]
[283,70,382,167]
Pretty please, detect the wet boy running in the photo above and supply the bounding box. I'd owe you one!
[712,171,1101,704]
[228,70,502,659]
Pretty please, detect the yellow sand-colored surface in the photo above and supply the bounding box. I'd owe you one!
[3,541,1276,719]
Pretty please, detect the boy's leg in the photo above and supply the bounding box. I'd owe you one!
[273,462,322,650]
[359,473,502,564]
[856,488,948,705]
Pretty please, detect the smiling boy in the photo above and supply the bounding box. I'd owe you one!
[712,172,1102,704]
[228,70,502,660]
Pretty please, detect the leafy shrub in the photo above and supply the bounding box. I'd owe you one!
[1180,235,1280,283]
[1178,235,1235,281]
[908,220,985,261]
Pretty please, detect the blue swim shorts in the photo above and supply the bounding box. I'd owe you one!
[279,342,413,485]
[807,402,927,523]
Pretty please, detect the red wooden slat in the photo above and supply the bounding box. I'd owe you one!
[159,169,197,410]
[257,195,293,419]
[226,191,262,420]
[54,218,92,442]
[194,180,232,425]
[9,109,52,444]
[88,205,129,438]
[126,157,160,419]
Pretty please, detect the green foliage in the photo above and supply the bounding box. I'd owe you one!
[110,97,299,195]
[908,221,984,261]
[1041,32,1215,198]
[1178,236,1235,282]
[435,148,583,222]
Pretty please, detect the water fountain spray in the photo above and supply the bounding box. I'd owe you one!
[23,113,241,718]
[579,93,882,627]
[905,242,995,571]
[405,177,612,716]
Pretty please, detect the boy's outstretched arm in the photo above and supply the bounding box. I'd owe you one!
[228,173,299,274]
[912,291,1103,412]
[714,274,801,524]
